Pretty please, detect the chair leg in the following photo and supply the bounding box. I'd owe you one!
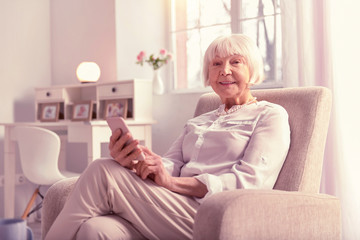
[21,187,39,220]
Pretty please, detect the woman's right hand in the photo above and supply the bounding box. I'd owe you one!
[108,129,143,169]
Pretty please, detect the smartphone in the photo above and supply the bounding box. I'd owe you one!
[106,117,145,161]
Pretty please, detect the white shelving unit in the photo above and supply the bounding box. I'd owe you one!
[34,79,153,122]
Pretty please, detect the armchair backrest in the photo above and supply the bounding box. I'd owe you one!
[193,87,332,193]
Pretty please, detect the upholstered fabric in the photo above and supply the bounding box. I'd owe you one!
[41,177,78,238]
[193,190,341,240]
[41,87,340,240]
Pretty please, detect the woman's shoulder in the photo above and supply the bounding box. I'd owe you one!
[257,100,287,111]
[255,101,289,120]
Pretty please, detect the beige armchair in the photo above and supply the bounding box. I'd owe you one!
[42,87,341,239]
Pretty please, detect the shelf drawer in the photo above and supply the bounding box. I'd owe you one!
[36,88,64,101]
[98,83,133,99]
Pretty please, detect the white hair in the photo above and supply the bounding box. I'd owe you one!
[202,34,264,86]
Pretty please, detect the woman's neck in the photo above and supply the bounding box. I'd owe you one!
[223,95,256,111]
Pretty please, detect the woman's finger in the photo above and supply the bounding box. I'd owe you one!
[113,132,132,151]
[112,139,140,167]
[109,129,122,150]
[139,146,151,154]
[110,134,133,159]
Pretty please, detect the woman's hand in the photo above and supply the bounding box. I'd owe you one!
[133,146,174,190]
[133,146,208,198]
[108,129,143,169]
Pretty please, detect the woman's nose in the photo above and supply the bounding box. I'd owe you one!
[220,62,232,76]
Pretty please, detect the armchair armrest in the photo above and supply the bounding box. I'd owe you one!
[193,189,341,240]
[41,177,78,239]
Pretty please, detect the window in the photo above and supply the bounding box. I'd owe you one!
[170,0,282,90]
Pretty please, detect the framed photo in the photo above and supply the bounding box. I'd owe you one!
[40,102,60,122]
[104,99,128,119]
[72,101,93,121]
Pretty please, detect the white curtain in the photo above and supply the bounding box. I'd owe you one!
[281,0,360,239]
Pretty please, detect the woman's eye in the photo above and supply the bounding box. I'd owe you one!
[212,62,221,66]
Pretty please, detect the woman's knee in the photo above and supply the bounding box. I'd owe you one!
[76,215,144,240]
[76,218,100,239]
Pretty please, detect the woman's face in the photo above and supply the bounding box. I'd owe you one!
[208,54,251,106]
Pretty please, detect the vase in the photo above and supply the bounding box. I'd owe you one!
[152,69,164,95]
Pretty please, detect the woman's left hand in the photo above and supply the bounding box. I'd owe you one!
[134,146,208,198]
[133,146,174,190]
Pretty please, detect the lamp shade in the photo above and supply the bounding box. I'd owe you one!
[76,62,101,83]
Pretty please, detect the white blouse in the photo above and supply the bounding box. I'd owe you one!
[162,101,291,203]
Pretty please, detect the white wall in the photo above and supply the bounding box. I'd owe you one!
[0,0,52,218]
[0,0,51,123]
[115,0,169,81]
[50,0,117,85]
[152,92,204,155]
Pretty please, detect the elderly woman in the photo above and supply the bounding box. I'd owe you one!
[45,34,290,240]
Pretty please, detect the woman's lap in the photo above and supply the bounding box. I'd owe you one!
[45,158,199,240]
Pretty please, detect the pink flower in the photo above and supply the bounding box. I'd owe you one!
[159,49,167,55]
[136,49,173,70]
[137,51,146,61]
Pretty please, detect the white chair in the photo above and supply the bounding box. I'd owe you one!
[14,126,79,219]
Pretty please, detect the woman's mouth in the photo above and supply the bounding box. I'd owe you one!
[219,81,236,85]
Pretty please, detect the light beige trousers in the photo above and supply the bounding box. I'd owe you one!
[45,158,200,240]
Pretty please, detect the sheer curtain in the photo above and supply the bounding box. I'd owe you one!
[281,0,360,239]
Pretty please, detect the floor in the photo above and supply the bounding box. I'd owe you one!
[28,221,42,240]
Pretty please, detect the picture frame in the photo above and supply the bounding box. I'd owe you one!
[104,99,128,119]
[71,101,93,121]
[40,102,60,122]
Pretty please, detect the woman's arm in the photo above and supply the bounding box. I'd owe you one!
[170,177,208,198]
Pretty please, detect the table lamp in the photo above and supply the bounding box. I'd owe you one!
[76,62,101,83]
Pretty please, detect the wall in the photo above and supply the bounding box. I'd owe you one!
[0,0,51,123]
[50,0,117,85]
[0,0,52,218]
[115,0,168,80]
[152,92,204,155]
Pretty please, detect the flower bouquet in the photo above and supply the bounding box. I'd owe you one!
[136,49,172,70]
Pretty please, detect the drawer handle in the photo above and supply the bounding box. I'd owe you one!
[46,92,51,97]
[112,87,117,93]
